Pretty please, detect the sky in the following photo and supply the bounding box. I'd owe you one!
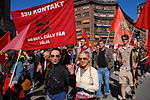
[11,0,146,21]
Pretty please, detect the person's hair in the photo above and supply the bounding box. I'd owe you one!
[3,50,16,73]
[121,34,129,40]
[50,48,61,55]
[98,39,105,44]
[80,38,86,41]
[19,57,25,63]
[79,51,90,58]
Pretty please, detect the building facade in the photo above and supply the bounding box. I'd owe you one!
[137,3,145,17]
[74,0,117,43]
[0,0,16,39]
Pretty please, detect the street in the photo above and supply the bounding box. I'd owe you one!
[26,71,150,100]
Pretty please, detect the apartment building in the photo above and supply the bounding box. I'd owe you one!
[0,0,16,39]
[74,0,117,43]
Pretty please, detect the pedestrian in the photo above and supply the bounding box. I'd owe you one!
[131,47,139,87]
[2,50,25,99]
[113,49,120,75]
[60,49,71,66]
[68,48,76,64]
[139,47,149,78]
[77,38,92,65]
[94,39,114,99]
[117,34,136,100]
[44,48,76,100]
[23,51,36,91]
[75,51,99,100]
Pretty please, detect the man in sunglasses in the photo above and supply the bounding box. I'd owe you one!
[45,48,76,100]
[94,39,114,99]
[117,34,136,100]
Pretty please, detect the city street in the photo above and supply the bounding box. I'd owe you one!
[27,71,150,100]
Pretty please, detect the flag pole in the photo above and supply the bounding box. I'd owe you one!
[9,50,22,86]
[105,31,111,45]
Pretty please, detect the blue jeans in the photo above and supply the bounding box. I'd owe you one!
[96,68,110,97]
[48,91,67,100]
[27,70,35,83]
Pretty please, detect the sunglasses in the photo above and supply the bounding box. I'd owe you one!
[122,38,128,41]
[78,57,88,61]
[50,55,60,58]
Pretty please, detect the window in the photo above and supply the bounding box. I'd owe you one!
[109,20,112,25]
[85,27,90,32]
[100,21,104,25]
[76,21,81,25]
[100,28,107,32]
[75,13,81,18]
[75,7,81,11]
[83,12,89,17]
[108,14,114,17]
[83,5,89,9]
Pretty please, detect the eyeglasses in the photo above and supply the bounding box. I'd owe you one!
[50,55,60,58]
[78,57,88,61]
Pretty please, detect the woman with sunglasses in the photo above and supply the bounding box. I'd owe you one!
[75,51,99,100]
[44,48,76,100]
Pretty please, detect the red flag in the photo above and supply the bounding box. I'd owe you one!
[82,29,89,47]
[110,6,132,45]
[0,32,10,50]
[11,0,76,50]
[135,0,150,62]
[136,0,150,30]
[2,24,30,51]
[146,31,150,66]
[135,0,150,65]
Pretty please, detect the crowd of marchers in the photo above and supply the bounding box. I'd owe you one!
[0,34,149,100]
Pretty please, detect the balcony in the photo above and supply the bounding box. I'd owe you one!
[94,8,115,13]
[94,32,114,36]
[94,24,111,27]
[94,16,113,20]
[77,32,90,36]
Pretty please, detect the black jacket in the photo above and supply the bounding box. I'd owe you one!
[45,63,76,94]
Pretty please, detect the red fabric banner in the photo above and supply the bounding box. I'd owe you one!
[146,31,150,66]
[136,0,150,30]
[110,6,131,45]
[11,0,76,50]
[0,32,10,50]
[82,29,89,47]
[2,24,30,51]
[135,0,150,65]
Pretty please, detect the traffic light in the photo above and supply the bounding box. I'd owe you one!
[136,31,140,39]
[133,31,140,39]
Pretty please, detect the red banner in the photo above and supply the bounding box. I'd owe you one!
[110,6,131,45]
[82,29,89,47]
[2,24,30,51]
[11,0,76,50]
[135,0,150,65]
[136,0,150,30]
[0,32,10,50]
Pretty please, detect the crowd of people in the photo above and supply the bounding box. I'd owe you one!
[0,34,149,100]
